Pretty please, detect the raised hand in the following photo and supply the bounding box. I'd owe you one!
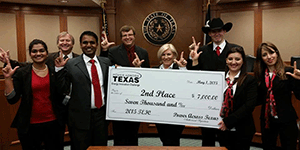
[100,33,115,50]
[132,52,144,67]
[0,47,10,63]
[189,36,202,62]
[2,57,19,78]
[286,61,300,80]
[174,51,187,67]
[55,50,69,67]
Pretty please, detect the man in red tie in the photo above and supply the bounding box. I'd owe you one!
[100,25,150,146]
[55,31,110,150]
[186,18,243,146]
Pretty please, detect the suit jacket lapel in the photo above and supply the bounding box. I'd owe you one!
[234,84,243,100]
[97,56,107,79]
[75,55,90,80]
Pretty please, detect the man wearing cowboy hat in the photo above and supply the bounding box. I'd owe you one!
[186,18,243,146]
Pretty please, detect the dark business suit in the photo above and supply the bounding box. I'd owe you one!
[218,74,257,150]
[7,64,65,150]
[186,41,242,146]
[101,44,150,146]
[153,63,185,146]
[257,67,300,150]
[56,54,110,150]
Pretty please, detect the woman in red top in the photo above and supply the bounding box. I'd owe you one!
[2,39,65,150]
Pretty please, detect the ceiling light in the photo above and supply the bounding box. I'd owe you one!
[59,0,69,3]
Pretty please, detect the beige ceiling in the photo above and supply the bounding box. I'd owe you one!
[0,0,103,7]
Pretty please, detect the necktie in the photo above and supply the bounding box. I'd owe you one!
[220,78,236,118]
[216,46,221,56]
[63,55,68,60]
[90,59,102,108]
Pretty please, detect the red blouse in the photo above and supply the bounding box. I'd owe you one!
[30,70,56,124]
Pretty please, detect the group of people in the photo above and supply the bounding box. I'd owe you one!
[1,17,300,150]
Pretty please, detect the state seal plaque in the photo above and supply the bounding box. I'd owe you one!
[142,11,177,46]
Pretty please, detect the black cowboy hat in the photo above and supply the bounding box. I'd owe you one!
[202,18,233,34]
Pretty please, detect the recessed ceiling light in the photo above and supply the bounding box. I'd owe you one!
[59,0,69,3]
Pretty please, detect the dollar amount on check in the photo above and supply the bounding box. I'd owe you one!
[106,67,225,129]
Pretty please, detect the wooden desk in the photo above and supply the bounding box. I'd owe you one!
[87,146,227,150]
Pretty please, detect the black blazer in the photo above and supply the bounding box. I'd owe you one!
[257,67,300,123]
[187,41,242,71]
[6,64,64,134]
[101,44,150,68]
[56,54,110,130]
[222,74,257,136]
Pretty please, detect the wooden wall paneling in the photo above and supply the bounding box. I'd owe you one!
[116,0,203,67]
[106,0,116,43]
[254,7,262,56]
[60,15,68,32]
[16,11,26,62]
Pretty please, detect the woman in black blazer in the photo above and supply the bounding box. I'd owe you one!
[217,47,257,150]
[153,43,187,146]
[2,39,65,150]
[254,42,300,150]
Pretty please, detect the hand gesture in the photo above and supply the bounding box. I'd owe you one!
[55,50,69,67]
[189,36,202,62]
[218,120,227,131]
[100,33,115,51]
[132,52,144,67]
[174,51,187,67]
[286,61,300,80]
[0,47,10,63]
[2,56,19,79]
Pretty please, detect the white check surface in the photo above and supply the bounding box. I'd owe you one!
[106,67,225,129]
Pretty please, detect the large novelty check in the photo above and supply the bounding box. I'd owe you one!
[106,67,225,129]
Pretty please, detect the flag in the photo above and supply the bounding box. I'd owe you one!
[101,5,109,41]
[203,2,211,45]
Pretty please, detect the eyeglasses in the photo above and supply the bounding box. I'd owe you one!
[122,34,134,38]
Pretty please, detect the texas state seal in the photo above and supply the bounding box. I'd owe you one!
[142,11,177,46]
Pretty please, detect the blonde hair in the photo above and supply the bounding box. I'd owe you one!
[56,31,74,45]
[157,44,178,61]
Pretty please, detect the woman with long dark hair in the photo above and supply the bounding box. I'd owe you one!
[2,39,65,150]
[218,47,257,150]
[254,42,300,150]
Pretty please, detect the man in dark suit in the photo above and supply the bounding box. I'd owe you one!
[186,18,243,146]
[55,31,110,150]
[100,25,150,146]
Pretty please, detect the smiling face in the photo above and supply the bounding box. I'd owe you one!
[161,49,175,68]
[261,47,278,69]
[30,44,48,64]
[57,34,73,54]
[121,30,135,48]
[208,29,226,45]
[80,35,98,58]
[226,52,243,73]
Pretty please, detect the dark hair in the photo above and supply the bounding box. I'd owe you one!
[79,31,98,44]
[119,25,136,38]
[225,46,247,86]
[254,42,286,83]
[29,39,48,54]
